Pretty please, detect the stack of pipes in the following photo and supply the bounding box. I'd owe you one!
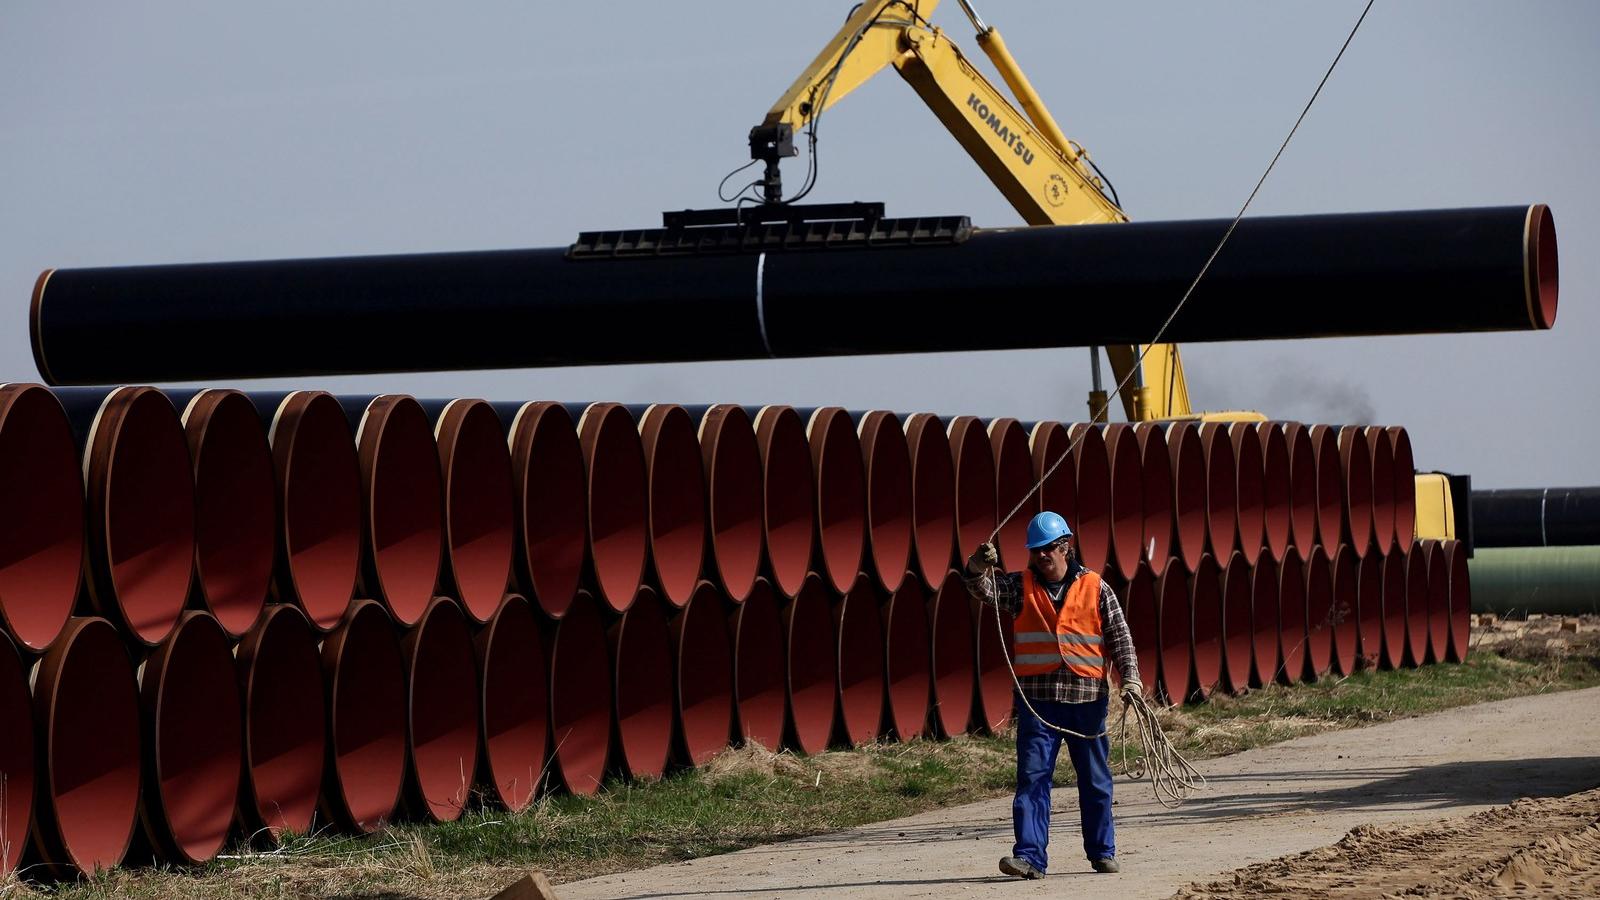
[1467,486,1600,615]
[0,382,1474,877]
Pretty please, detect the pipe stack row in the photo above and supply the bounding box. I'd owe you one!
[0,383,1470,878]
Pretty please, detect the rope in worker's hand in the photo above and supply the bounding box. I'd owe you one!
[1112,677,1207,809]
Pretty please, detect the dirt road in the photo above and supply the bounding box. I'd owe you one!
[556,686,1600,899]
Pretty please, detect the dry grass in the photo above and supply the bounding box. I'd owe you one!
[700,742,807,782]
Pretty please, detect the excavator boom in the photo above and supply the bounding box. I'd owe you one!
[751,1,1194,420]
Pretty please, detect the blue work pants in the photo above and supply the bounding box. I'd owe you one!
[1012,693,1114,872]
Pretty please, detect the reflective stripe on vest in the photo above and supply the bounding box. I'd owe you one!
[1012,568,1105,678]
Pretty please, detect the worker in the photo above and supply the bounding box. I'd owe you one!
[965,510,1143,880]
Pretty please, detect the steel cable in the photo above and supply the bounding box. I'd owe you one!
[978,0,1378,804]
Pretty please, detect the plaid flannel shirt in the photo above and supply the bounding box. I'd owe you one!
[965,562,1141,704]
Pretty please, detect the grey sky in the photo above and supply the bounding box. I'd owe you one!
[2,1,1595,488]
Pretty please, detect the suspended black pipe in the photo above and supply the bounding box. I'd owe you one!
[30,205,1556,384]
[1471,486,1600,548]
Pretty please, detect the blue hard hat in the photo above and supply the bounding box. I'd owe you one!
[1025,511,1073,549]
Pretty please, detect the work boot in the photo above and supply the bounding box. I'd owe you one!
[1092,857,1120,873]
[998,856,1044,880]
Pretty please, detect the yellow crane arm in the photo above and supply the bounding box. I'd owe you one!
[753,0,1194,420]
[895,24,1125,227]
[757,0,922,133]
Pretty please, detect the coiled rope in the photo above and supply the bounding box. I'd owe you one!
[975,0,1377,808]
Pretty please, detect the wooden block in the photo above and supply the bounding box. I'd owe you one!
[489,873,560,900]
[1560,619,1579,633]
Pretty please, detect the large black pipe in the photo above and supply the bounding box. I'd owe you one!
[1471,486,1600,548]
[31,205,1555,384]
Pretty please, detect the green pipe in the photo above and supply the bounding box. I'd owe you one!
[1468,545,1600,615]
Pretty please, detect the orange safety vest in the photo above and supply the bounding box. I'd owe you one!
[1013,568,1105,678]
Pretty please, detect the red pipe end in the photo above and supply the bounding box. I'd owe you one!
[947,416,996,580]
[1029,421,1076,537]
[577,403,647,614]
[1164,423,1208,568]
[731,578,786,749]
[508,402,587,618]
[1526,203,1559,330]
[268,392,361,632]
[1336,426,1376,552]
[322,599,406,832]
[1189,554,1223,700]
[1103,424,1146,579]
[1249,558,1281,689]
[475,594,547,812]
[1387,426,1417,547]
[1067,423,1111,574]
[1257,423,1292,564]
[1156,558,1193,704]
[637,406,707,607]
[1306,425,1345,552]
[700,405,762,603]
[784,573,837,755]
[1379,550,1408,670]
[907,414,956,590]
[84,386,196,646]
[1329,545,1360,676]
[182,389,274,637]
[1403,541,1430,667]
[987,418,1034,574]
[402,597,478,822]
[972,573,1015,734]
[355,396,444,628]
[808,408,867,595]
[609,587,673,780]
[33,617,141,874]
[883,575,931,741]
[858,412,913,594]
[0,635,34,877]
[0,384,82,652]
[1444,540,1471,663]
[1365,427,1396,559]
[237,604,326,840]
[1220,552,1253,694]
[927,569,976,737]
[1304,547,1334,680]
[434,399,516,624]
[835,574,886,746]
[1197,423,1238,562]
[1423,541,1451,665]
[753,407,816,599]
[672,583,733,767]
[1121,563,1159,693]
[1277,549,1308,684]
[1355,553,1384,669]
[1282,423,1318,553]
[1135,425,1174,568]
[549,593,611,795]
[140,612,241,864]
[1228,423,1265,567]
